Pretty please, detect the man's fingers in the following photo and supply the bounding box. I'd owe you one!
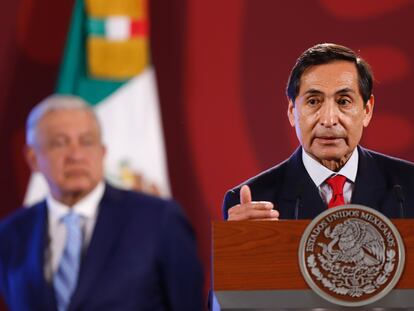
[248,202,274,210]
[229,209,279,221]
[240,185,252,204]
[228,189,277,221]
[244,209,279,219]
[253,217,279,221]
[228,202,279,221]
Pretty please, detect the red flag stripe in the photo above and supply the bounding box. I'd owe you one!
[131,19,148,37]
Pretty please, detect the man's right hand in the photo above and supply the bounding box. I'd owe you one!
[227,185,279,221]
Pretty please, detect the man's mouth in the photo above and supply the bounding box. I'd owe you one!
[314,136,343,144]
[318,136,339,139]
[65,168,89,177]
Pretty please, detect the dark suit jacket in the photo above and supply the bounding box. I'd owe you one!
[223,146,414,220]
[0,184,204,311]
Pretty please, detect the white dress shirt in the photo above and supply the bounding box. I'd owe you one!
[302,148,358,205]
[44,182,105,282]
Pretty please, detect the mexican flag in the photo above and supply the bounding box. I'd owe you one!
[24,0,170,204]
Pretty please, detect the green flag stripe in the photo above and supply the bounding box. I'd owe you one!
[87,18,105,37]
[56,0,86,99]
[56,0,126,105]
[77,78,123,105]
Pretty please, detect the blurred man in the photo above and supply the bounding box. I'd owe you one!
[0,95,203,310]
[223,43,414,220]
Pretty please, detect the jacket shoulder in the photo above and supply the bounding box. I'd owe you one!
[222,159,290,219]
[106,184,180,209]
[0,202,45,236]
[103,184,186,225]
[362,148,414,173]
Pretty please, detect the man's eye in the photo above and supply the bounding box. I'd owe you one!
[307,98,320,106]
[80,136,98,147]
[49,138,67,148]
[337,98,351,105]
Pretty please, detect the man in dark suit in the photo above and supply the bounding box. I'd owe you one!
[223,43,414,220]
[0,95,204,310]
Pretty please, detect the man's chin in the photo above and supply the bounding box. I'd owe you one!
[309,147,348,163]
[61,181,96,196]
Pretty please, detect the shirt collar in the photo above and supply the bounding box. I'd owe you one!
[46,182,105,220]
[302,148,359,187]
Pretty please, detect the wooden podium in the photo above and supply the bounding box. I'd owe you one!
[212,220,414,310]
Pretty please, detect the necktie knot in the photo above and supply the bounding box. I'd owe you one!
[326,175,346,195]
[62,212,81,226]
[325,175,347,208]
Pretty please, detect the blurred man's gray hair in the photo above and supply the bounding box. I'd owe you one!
[26,95,102,146]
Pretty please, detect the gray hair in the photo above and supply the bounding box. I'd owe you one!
[26,94,102,146]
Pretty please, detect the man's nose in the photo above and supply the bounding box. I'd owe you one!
[66,143,85,161]
[319,101,339,127]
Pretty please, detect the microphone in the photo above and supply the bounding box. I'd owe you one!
[393,184,405,219]
[294,184,303,220]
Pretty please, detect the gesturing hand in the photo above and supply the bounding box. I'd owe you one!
[227,185,279,221]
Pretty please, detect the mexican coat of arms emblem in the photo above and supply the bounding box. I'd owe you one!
[298,205,405,306]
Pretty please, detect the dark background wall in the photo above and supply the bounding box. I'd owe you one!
[1,0,414,307]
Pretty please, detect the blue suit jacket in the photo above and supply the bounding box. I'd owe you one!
[223,146,414,219]
[0,184,204,311]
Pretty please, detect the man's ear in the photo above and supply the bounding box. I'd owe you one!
[25,146,39,172]
[363,94,375,127]
[287,99,296,127]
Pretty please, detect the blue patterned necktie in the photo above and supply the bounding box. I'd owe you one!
[53,212,83,311]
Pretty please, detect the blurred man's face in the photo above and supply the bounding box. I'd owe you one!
[26,109,106,205]
[287,61,374,170]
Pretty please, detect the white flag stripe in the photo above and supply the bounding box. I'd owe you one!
[105,16,130,41]
[96,67,171,197]
[24,173,49,205]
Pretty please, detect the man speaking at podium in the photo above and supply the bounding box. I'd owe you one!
[223,43,414,221]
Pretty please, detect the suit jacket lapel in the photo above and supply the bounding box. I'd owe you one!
[351,146,391,214]
[279,147,326,219]
[70,185,129,309]
[17,202,56,310]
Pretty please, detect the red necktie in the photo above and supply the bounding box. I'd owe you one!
[325,175,347,208]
